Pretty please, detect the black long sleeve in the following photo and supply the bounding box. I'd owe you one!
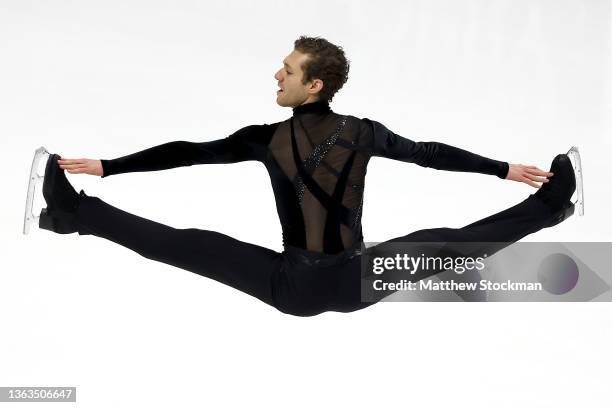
[365,118,509,179]
[100,124,271,178]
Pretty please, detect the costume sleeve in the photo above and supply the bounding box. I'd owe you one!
[364,118,509,179]
[100,124,271,178]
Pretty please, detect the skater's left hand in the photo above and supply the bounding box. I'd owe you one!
[506,163,553,188]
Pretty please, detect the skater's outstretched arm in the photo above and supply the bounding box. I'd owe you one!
[364,118,552,188]
[364,118,553,188]
[58,123,279,178]
[364,118,510,178]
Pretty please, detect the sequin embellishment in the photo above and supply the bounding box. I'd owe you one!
[353,196,363,228]
[293,116,348,203]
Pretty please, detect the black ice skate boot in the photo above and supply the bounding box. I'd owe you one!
[38,153,83,234]
[533,153,576,227]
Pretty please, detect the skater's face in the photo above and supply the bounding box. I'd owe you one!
[274,49,324,108]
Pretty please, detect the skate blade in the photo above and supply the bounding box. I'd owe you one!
[566,146,584,216]
[23,146,50,234]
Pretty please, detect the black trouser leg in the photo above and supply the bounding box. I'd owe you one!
[74,195,283,309]
[390,194,553,247]
[332,194,559,311]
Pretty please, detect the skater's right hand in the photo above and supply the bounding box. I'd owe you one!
[57,158,104,177]
[506,163,553,188]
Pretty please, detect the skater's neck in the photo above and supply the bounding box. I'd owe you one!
[292,100,331,116]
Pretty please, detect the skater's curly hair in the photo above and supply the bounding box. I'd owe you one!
[293,35,350,103]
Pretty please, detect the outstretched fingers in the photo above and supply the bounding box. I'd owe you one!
[525,165,553,177]
[508,163,556,189]
[58,159,87,172]
[513,164,555,188]
[521,176,541,188]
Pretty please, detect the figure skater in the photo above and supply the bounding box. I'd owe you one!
[24,35,583,316]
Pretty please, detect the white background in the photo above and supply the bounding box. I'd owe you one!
[1,0,612,406]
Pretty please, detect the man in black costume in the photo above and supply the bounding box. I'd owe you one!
[36,36,578,316]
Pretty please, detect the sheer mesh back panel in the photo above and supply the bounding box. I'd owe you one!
[269,112,373,253]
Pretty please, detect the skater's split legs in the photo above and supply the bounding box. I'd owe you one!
[69,190,567,316]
